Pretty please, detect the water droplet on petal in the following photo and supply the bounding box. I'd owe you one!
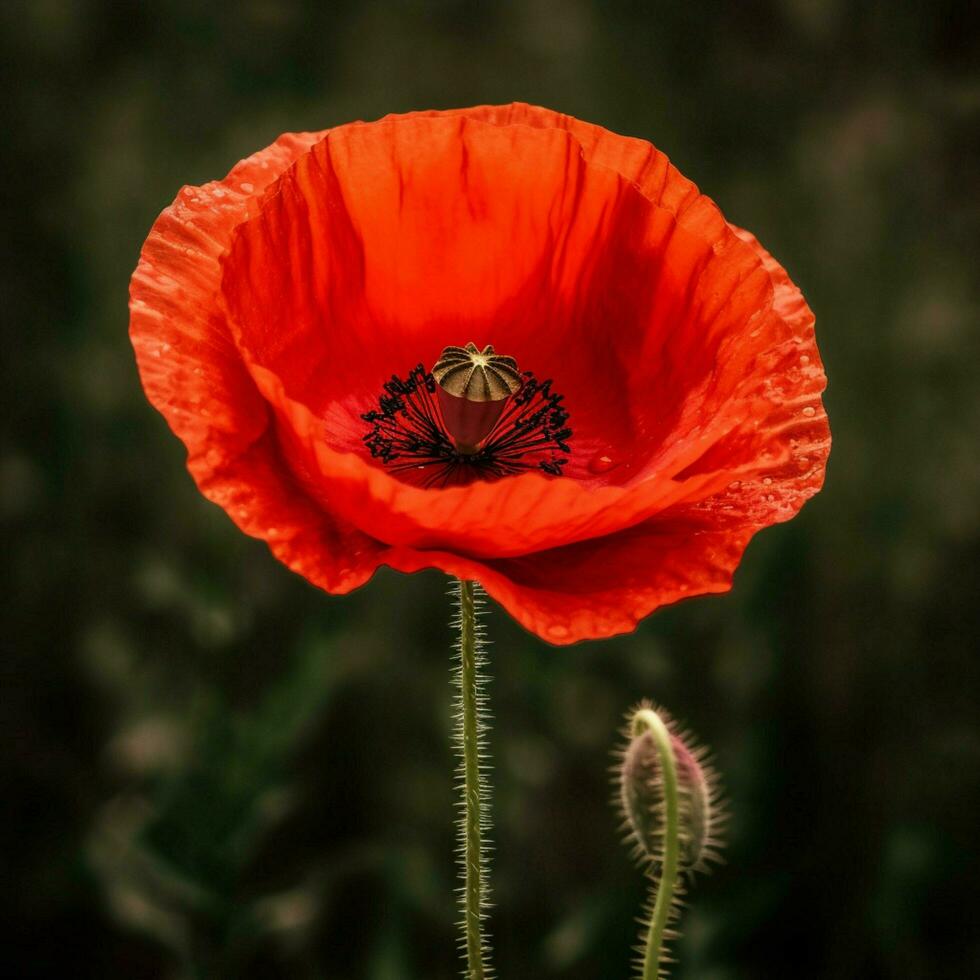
[800,354,811,366]
[802,406,816,417]
[548,623,570,640]
[588,452,619,475]
[762,477,773,486]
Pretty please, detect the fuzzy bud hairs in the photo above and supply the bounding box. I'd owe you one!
[614,701,727,979]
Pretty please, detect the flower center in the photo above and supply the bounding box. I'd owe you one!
[362,342,572,487]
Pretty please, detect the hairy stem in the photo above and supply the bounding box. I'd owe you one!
[633,708,680,980]
[454,579,492,979]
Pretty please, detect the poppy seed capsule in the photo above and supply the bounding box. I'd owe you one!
[432,342,522,454]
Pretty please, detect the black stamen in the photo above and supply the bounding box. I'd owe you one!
[362,365,571,487]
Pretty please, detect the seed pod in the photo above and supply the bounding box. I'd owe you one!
[432,342,522,453]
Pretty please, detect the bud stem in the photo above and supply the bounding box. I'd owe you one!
[454,579,492,979]
[632,708,681,980]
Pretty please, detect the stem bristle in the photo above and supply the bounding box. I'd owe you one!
[451,579,494,979]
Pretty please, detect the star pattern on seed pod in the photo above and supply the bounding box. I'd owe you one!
[432,343,522,402]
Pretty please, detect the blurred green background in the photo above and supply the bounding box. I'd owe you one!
[3,2,978,978]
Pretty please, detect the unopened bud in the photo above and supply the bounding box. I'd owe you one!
[617,701,724,873]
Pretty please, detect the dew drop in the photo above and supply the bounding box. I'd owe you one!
[727,480,742,490]
[548,623,570,640]
[800,355,811,366]
[588,452,619,475]
[762,477,773,486]
[802,406,816,417]
[766,493,776,502]
[240,182,254,193]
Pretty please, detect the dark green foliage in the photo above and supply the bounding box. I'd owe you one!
[88,633,339,977]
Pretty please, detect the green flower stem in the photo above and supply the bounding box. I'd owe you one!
[455,579,491,979]
[632,708,680,980]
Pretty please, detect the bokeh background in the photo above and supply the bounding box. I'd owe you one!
[4,2,978,978]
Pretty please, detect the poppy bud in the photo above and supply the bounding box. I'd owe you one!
[617,701,724,873]
[432,343,522,454]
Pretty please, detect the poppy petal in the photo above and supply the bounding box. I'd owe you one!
[131,129,386,591]
[457,103,831,520]
[380,512,753,644]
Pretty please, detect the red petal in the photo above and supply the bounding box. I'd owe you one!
[382,513,754,644]
[130,129,386,591]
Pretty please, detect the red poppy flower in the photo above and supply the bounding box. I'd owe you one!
[130,103,829,644]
